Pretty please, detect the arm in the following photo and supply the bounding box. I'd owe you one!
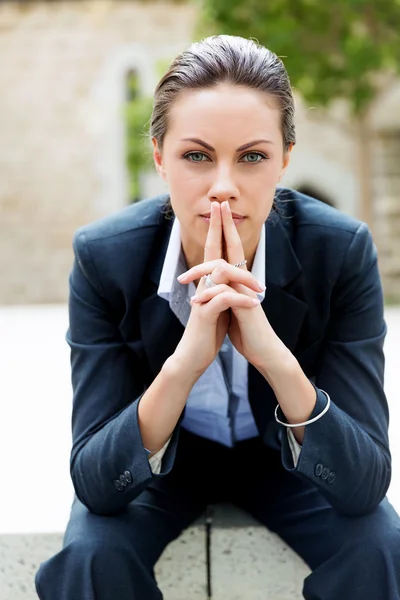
[276,223,390,516]
[68,233,192,516]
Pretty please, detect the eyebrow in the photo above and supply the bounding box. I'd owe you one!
[181,138,275,152]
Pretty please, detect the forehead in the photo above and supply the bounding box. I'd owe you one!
[166,83,282,141]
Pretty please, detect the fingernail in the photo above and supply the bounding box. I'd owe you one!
[191,294,198,302]
[252,298,261,305]
[257,281,265,291]
[177,274,186,282]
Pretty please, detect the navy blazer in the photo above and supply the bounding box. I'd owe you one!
[67,188,391,517]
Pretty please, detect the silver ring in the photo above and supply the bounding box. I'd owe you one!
[204,274,217,288]
[233,260,247,268]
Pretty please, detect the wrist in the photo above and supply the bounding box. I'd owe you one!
[258,349,317,436]
[163,352,204,388]
[254,342,297,385]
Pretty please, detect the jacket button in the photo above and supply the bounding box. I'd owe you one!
[124,470,132,483]
[321,468,330,480]
[114,480,123,491]
[327,471,336,484]
[120,473,127,487]
[315,464,323,477]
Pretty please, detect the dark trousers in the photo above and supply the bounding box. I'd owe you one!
[36,427,400,600]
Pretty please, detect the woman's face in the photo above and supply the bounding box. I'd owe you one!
[153,82,292,264]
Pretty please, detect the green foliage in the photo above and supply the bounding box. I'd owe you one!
[196,0,400,114]
[124,73,154,203]
[124,95,154,203]
[124,59,175,203]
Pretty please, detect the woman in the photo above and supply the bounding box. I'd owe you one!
[36,35,400,599]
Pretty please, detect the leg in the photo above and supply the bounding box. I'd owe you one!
[35,428,228,600]
[229,436,400,600]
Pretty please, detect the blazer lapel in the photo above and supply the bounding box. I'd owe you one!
[138,215,185,377]
[139,293,184,377]
[248,211,309,441]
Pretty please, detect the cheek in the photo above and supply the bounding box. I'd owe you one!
[244,159,281,187]
[168,177,204,217]
[261,158,282,180]
[168,164,202,193]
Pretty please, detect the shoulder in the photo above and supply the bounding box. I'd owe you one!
[70,194,172,299]
[276,187,363,237]
[274,188,379,304]
[276,187,374,261]
[73,194,170,247]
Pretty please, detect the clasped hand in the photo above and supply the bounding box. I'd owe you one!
[177,201,278,369]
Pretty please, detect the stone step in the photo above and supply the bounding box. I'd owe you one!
[206,504,309,600]
[0,504,309,600]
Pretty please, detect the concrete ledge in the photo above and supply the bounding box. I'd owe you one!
[209,504,309,600]
[0,503,309,600]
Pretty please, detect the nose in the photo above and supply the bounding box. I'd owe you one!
[207,166,239,203]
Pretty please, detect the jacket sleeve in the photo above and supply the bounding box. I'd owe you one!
[68,231,181,515]
[280,223,391,516]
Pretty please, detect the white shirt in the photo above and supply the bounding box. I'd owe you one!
[147,218,302,473]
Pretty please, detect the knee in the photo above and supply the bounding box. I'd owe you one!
[66,536,141,571]
[368,526,400,559]
[36,536,140,596]
[350,517,400,563]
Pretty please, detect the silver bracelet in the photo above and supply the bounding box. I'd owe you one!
[274,389,331,428]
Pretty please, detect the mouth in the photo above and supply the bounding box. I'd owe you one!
[200,212,246,224]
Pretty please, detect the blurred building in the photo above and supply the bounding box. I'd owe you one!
[1,0,400,304]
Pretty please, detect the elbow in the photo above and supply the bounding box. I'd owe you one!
[337,455,392,517]
[70,454,115,516]
[70,462,99,515]
[70,454,149,517]
[70,468,125,516]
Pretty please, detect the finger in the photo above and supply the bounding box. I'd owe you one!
[204,202,222,263]
[221,201,246,268]
[200,292,260,315]
[191,283,257,304]
[190,283,234,304]
[178,261,265,293]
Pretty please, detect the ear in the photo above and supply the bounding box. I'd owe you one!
[278,142,294,182]
[152,138,167,182]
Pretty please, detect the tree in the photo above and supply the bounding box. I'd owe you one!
[196,0,400,228]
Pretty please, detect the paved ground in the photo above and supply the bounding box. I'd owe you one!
[1,304,399,536]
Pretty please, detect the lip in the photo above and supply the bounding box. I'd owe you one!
[200,212,246,219]
[200,214,246,226]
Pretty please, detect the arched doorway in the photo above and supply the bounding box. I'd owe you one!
[296,184,336,207]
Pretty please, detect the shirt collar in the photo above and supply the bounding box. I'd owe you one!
[158,217,266,301]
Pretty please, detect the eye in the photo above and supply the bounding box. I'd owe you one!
[240,152,268,164]
[183,151,210,162]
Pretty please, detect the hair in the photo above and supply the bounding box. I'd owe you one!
[150,34,296,217]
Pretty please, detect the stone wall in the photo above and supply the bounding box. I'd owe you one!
[0,0,196,303]
[369,82,400,301]
[1,1,399,304]
[372,132,400,301]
